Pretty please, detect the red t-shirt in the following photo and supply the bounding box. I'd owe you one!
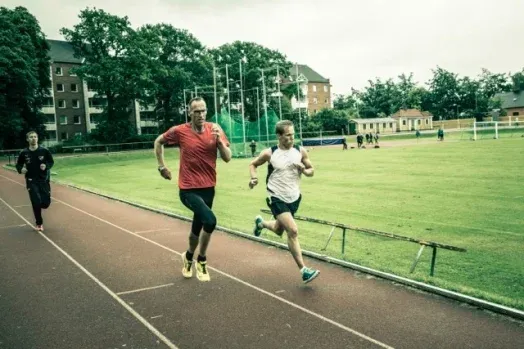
[163,122,230,189]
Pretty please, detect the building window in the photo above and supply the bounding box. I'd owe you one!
[44,114,55,124]
[418,119,421,124]
[426,119,429,124]
[61,132,68,140]
[383,123,386,128]
[56,83,64,92]
[90,113,101,124]
[140,111,156,121]
[370,123,374,129]
[69,68,77,76]
[141,127,157,135]
[312,85,317,92]
[74,132,82,138]
[72,99,80,108]
[60,115,67,125]
[390,123,393,128]
[43,97,54,107]
[513,112,519,116]
[74,115,81,124]
[323,85,328,92]
[363,124,366,130]
[71,84,78,92]
[46,131,57,141]
[89,97,107,108]
[55,67,62,76]
[57,99,66,108]
[402,120,406,125]
[324,99,328,104]
[313,97,318,104]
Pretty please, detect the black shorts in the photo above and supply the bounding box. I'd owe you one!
[267,195,301,218]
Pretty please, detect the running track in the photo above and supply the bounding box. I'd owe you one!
[0,168,523,349]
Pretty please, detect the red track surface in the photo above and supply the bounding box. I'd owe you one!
[0,168,523,349]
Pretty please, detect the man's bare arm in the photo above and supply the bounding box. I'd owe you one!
[154,134,172,180]
[300,147,314,177]
[248,149,271,188]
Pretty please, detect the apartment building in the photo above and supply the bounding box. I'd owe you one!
[288,64,332,116]
[43,39,158,145]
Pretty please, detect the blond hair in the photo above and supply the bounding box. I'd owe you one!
[275,120,294,135]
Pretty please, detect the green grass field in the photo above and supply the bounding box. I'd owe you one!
[49,138,524,310]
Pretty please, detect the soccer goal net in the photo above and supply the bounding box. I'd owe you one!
[470,121,524,140]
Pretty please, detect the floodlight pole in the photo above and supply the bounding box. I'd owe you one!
[261,69,270,143]
[213,66,218,123]
[256,87,261,142]
[226,64,233,141]
[296,63,303,143]
[183,89,188,122]
[239,59,246,148]
[277,65,282,120]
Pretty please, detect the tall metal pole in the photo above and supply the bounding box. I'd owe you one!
[261,69,269,143]
[239,60,246,148]
[226,64,233,141]
[238,59,246,147]
[256,87,260,142]
[277,65,282,120]
[213,66,218,123]
[295,63,303,142]
[183,89,188,123]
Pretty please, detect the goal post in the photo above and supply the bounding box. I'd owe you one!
[472,120,524,140]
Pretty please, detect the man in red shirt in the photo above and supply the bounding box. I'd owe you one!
[154,97,231,281]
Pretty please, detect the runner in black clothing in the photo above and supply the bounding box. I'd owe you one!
[15,131,54,231]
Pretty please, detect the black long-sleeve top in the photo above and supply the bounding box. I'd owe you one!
[16,146,54,181]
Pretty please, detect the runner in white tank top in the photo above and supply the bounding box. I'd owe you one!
[248,120,320,284]
[266,145,302,203]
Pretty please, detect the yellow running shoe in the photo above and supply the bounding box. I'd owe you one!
[181,252,193,278]
[196,261,210,282]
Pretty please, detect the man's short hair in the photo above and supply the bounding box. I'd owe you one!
[188,97,206,111]
[26,130,37,139]
[275,120,294,135]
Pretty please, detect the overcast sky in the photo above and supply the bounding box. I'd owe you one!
[5,0,524,95]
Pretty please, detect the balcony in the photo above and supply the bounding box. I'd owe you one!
[41,106,55,114]
[140,120,159,127]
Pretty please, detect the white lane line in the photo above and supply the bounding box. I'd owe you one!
[117,283,174,296]
[1,174,393,348]
[135,228,171,234]
[13,204,30,208]
[0,224,27,230]
[0,195,179,349]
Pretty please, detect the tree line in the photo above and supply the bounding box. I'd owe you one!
[2,6,523,148]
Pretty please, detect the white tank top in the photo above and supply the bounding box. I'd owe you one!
[266,145,302,203]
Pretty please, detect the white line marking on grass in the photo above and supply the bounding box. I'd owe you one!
[0,196,179,349]
[117,283,174,296]
[135,228,171,234]
[13,205,30,208]
[1,174,394,348]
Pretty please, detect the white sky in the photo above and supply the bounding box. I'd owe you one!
[5,0,524,95]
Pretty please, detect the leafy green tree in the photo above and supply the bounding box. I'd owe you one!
[510,69,524,92]
[60,8,149,142]
[136,24,213,129]
[426,67,460,119]
[0,6,50,149]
